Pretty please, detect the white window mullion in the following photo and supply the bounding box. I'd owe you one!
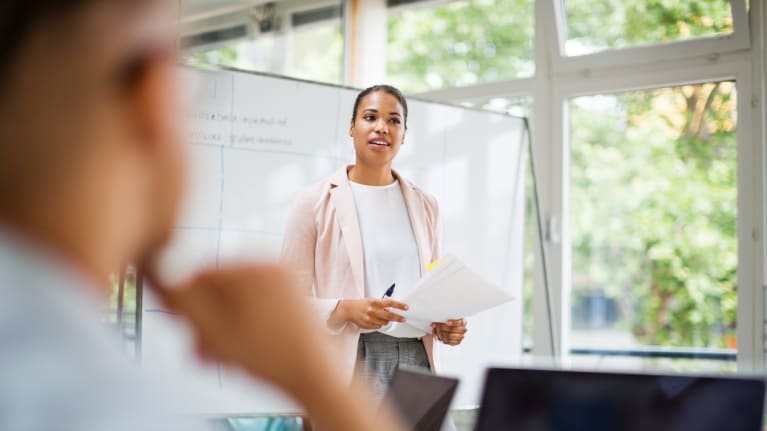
[529,0,568,360]
[746,0,767,372]
[734,63,764,372]
[413,78,536,103]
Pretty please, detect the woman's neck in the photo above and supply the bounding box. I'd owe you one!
[348,163,395,186]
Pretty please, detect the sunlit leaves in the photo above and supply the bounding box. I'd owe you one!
[571,83,737,348]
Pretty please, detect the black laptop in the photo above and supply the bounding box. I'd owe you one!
[380,368,459,431]
[475,367,765,431]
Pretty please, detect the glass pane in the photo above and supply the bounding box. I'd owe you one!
[569,82,737,371]
[480,97,533,119]
[184,6,344,84]
[387,0,534,93]
[564,0,734,56]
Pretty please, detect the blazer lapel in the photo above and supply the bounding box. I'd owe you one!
[328,166,366,295]
[394,170,430,276]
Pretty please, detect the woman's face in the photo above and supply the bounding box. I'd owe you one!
[349,91,406,168]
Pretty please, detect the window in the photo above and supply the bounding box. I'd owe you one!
[106,265,139,355]
[387,0,534,93]
[563,0,734,56]
[184,3,344,85]
[569,81,737,371]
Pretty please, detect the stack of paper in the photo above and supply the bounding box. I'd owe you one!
[391,254,514,332]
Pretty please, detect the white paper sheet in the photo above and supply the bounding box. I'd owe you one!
[391,254,514,325]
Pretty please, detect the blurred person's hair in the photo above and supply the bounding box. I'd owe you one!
[0,0,154,93]
[0,2,86,88]
[0,0,159,209]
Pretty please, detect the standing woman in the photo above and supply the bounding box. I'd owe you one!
[281,85,468,397]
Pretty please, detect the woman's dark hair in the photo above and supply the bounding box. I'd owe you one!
[351,84,408,129]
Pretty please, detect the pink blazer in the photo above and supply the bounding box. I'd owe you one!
[281,165,441,380]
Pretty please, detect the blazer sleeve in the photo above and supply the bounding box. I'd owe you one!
[280,186,345,333]
[424,193,441,262]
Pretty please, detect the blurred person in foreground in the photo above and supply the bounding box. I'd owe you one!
[0,1,403,430]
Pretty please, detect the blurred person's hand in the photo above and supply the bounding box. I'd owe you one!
[150,265,317,385]
[147,263,405,431]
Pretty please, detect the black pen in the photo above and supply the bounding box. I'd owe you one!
[382,283,396,299]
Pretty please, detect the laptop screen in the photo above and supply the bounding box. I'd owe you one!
[381,368,459,431]
[476,368,765,431]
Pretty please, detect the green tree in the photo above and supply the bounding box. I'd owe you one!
[387,0,534,93]
[387,0,737,349]
[566,0,733,53]
[570,83,737,348]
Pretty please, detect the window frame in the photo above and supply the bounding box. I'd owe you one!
[552,0,750,73]
[553,60,760,370]
[392,0,765,371]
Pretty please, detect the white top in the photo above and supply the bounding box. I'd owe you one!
[350,180,426,338]
[0,228,209,431]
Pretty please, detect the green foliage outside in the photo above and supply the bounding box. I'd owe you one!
[186,46,240,70]
[387,0,534,93]
[386,0,732,93]
[387,0,737,350]
[565,0,733,54]
[571,83,737,348]
[107,269,137,324]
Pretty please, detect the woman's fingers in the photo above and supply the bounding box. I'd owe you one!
[375,309,405,323]
[435,328,462,345]
[447,318,467,328]
[431,320,468,345]
[359,313,388,329]
[378,299,409,311]
[369,299,407,323]
[347,298,410,328]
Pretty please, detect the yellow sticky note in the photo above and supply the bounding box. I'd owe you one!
[426,259,440,272]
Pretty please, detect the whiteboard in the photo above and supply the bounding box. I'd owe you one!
[141,67,528,415]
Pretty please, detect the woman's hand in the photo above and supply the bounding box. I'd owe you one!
[431,319,467,346]
[333,298,409,330]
